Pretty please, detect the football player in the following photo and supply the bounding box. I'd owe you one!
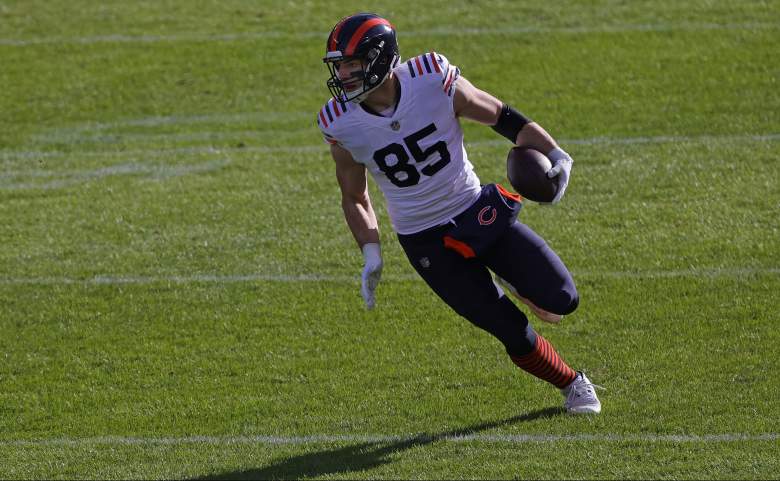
[316,13,601,414]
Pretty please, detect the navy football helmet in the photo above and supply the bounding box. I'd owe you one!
[323,13,400,103]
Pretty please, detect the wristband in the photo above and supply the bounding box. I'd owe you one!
[491,104,531,143]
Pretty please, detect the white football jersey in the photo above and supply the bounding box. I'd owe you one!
[317,52,481,235]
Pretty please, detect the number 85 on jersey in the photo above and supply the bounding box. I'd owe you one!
[373,122,451,188]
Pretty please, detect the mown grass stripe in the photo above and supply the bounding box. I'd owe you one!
[2,433,777,446]
[2,133,778,163]
[1,22,777,46]
[30,129,780,147]
[1,267,777,286]
[0,160,229,190]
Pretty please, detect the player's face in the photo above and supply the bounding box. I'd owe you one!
[335,58,363,92]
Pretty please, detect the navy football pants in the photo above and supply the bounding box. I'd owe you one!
[397,220,579,357]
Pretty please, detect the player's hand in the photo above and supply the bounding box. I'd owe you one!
[546,147,573,204]
[360,243,383,310]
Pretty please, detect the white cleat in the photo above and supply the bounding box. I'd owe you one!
[495,275,562,324]
[562,372,603,414]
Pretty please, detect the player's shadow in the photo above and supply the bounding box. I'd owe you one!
[195,406,563,480]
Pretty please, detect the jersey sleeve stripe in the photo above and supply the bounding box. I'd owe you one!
[446,67,460,96]
[319,109,329,128]
[406,60,416,78]
[421,54,432,73]
[429,52,441,73]
[436,53,447,72]
[331,98,341,117]
[414,56,424,75]
[442,68,453,88]
[324,104,334,122]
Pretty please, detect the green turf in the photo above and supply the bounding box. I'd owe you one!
[1,0,779,479]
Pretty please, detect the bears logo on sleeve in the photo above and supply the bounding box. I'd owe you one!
[316,97,350,145]
[406,51,460,96]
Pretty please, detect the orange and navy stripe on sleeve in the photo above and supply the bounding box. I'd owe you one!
[316,98,349,144]
[442,66,460,97]
[407,52,460,96]
[316,97,349,129]
[406,52,442,78]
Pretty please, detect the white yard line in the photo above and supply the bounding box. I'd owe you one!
[2,133,779,164]
[1,22,777,46]
[1,432,777,447]
[1,267,777,286]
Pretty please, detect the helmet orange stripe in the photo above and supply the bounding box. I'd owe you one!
[345,18,391,56]
[329,18,347,52]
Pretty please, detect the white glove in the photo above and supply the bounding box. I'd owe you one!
[546,147,574,204]
[360,243,383,310]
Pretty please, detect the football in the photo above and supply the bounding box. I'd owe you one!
[506,147,558,203]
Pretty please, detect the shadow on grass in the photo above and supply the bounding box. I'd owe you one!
[196,406,563,480]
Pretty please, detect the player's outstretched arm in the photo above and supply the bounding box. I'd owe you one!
[453,75,573,203]
[332,143,383,309]
[452,75,558,151]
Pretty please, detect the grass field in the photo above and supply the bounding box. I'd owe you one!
[1,0,779,479]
